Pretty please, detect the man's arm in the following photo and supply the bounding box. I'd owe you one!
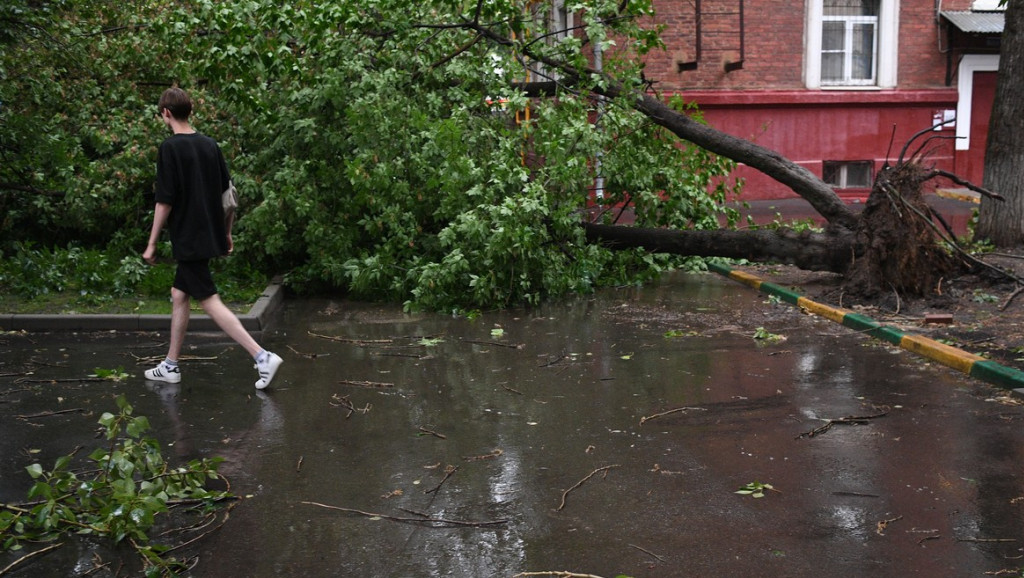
[225,210,235,255]
[142,202,172,264]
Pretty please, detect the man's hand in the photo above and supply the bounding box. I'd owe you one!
[142,243,158,265]
[226,233,234,255]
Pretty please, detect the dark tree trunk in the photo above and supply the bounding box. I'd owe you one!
[977,0,1024,247]
[582,223,857,273]
[583,162,961,299]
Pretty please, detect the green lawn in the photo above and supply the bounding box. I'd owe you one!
[0,292,255,315]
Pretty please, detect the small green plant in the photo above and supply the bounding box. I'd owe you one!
[664,329,698,338]
[736,481,777,498]
[90,366,130,381]
[0,395,231,576]
[753,327,786,343]
[972,289,999,304]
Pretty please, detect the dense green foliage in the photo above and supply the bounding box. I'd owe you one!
[1,0,740,312]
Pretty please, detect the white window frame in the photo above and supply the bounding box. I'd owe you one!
[805,0,899,89]
[955,54,999,151]
[527,0,575,82]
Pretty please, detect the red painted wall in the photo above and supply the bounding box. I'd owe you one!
[632,0,989,201]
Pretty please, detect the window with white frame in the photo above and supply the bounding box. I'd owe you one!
[821,0,878,85]
[823,161,873,188]
[806,0,898,89]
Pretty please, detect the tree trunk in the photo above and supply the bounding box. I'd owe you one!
[582,223,857,273]
[583,162,960,299]
[976,0,1024,247]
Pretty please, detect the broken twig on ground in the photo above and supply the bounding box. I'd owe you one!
[424,465,458,494]
[338,379,394,389]
[629,543,666,562]
[16,408,87,420]
[513,572,608,578]
[0,542,64,576]
[308,331,393,346]
[418,426,447,439]
[300,501,507,527]
[796,407,890,439]
[639,406,706,425]
[557,464,619,512]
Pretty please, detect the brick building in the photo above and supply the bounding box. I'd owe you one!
[639,0,1005,201]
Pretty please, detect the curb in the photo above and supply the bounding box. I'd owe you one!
[0,280,284,334]
[708,262,1024,391]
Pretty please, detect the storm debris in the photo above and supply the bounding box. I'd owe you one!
[796,407,890,439]
[556,464,620,512]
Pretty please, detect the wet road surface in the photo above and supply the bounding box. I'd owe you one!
[3,271,1023,577]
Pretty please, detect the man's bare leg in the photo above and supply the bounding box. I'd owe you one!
[198,293,261,357]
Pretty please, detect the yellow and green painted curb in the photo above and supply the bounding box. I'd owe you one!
[708,262,1024,390]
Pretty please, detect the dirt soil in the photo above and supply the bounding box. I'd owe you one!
[733,247,1024,374]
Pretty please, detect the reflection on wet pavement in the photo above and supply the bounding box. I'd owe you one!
[2,272,1023,577]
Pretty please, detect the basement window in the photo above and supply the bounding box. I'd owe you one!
[823,161,873,188]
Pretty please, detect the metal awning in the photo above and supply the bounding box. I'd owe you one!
[941,10,1005,34]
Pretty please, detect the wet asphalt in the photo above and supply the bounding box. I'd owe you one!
[3,269,1024,577]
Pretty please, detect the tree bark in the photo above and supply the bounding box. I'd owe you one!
[976,0,1024,247]
[582,222,857,273]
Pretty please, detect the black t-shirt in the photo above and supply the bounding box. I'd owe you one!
[155,133,230,261]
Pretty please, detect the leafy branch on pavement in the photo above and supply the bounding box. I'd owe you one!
[0,395,233,577]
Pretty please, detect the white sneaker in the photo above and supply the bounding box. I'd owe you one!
[254,352,283,390]
[144,362,181,384]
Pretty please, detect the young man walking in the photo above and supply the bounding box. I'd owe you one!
[142,87,282,389]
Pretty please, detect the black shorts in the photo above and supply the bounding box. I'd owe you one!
[173,260,218,300]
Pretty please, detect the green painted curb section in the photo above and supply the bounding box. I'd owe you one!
[971,361,1024,390]
[710,262,1024,390]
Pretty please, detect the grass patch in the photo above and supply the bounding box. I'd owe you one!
[0,243,267,315]
[0,292,255,315]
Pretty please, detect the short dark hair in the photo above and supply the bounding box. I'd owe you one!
[158,87,192,121]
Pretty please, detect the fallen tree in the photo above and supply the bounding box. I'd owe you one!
[464,12,1006,301]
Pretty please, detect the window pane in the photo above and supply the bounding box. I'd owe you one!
[821,54,844,82]
[846,163,873,187]
[822,22,846,50]
[824,0,879,17]
[851,23,875,80]
[823,161,873,188]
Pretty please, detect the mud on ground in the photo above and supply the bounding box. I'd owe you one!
[734,248,1024,374]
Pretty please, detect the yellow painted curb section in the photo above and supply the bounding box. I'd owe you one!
[796,297,850,323]
[900,334,984,374]
[728,270,763,290]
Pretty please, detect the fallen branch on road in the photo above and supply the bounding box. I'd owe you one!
[639,406,706,425]
[300,501,507,528]
[796,407,889,439]
[557,464,619,512]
